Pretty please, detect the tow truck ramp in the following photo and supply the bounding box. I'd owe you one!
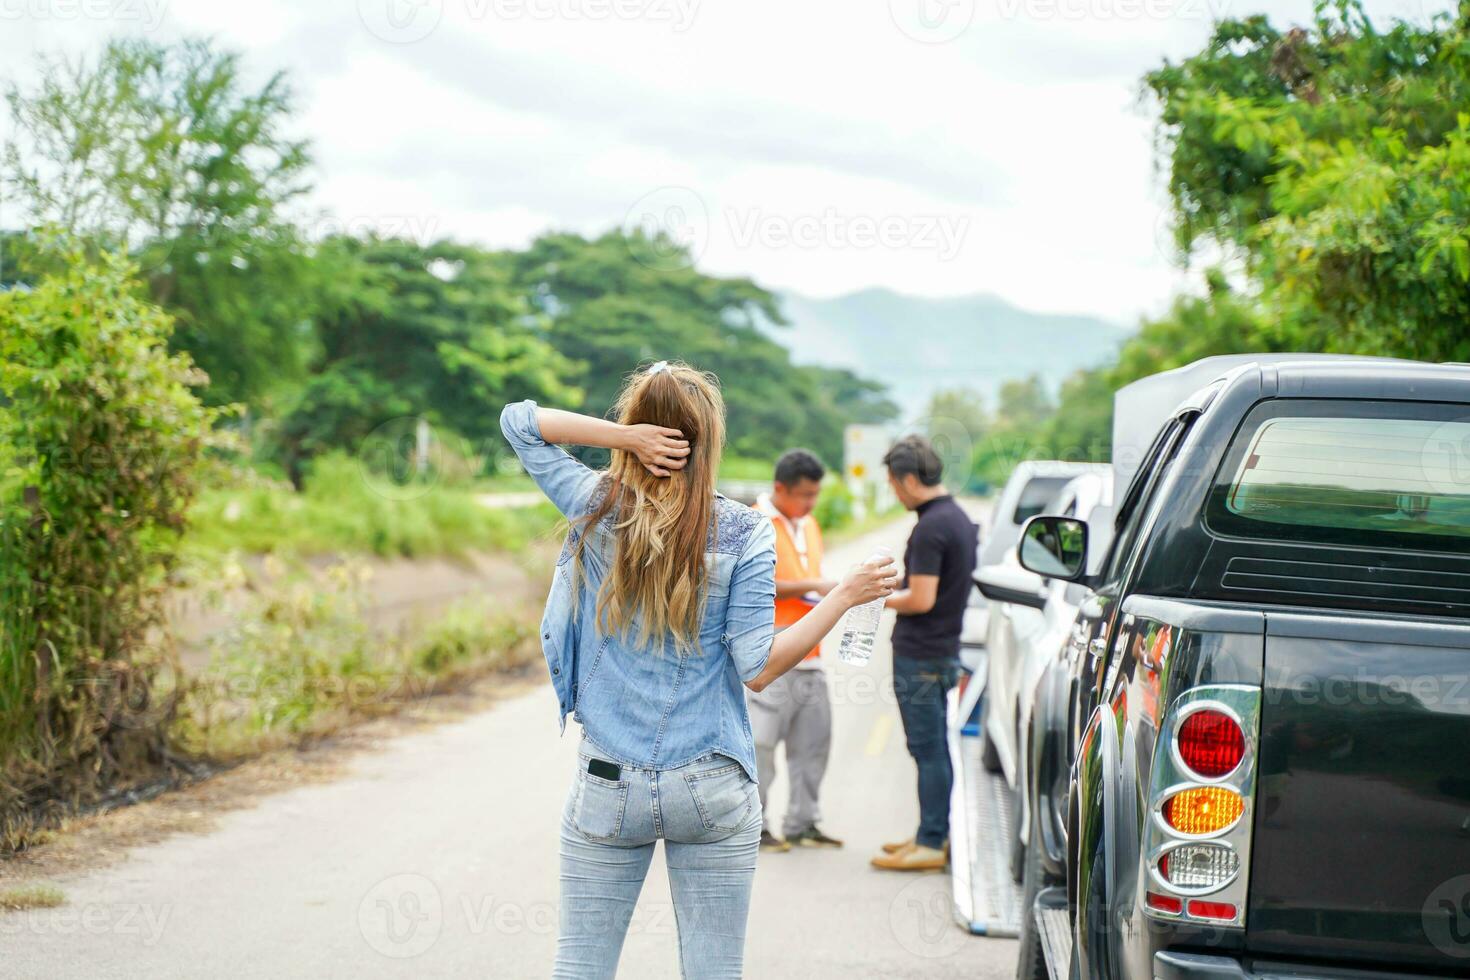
[948,650,1076,977]
[947,650,1024,939]
[1035,889,1072,980]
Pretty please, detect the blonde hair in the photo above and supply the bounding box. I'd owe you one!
[573,361,725,651]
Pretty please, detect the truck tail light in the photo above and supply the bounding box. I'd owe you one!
[1146,892,1183,914]
[1159,843,1238,889]
[1177,708,1244,778]
[1164,786,1244,836]
[1186,900,1237,920]
[1145,686,1260,930]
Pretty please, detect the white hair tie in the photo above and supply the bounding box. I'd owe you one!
[647,360,671,375]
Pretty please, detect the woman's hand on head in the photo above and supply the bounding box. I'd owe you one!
[624,424,690,477]
[835,555,899,609]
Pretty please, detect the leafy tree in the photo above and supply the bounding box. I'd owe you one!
[797,364,899,467]
[994,377,1055,434]
[968,376,1057,487]
[3,37,317,406]
[504,229,897,466]
[271,237,580,485]
[924,387,990,446]
[987,3,1470,488]
[1145,1,1470,361]
[1037,367,1115,464]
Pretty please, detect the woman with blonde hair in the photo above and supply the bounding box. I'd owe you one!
[500,360,896,979]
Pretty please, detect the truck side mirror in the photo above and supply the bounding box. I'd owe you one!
[1017,515,1089,582]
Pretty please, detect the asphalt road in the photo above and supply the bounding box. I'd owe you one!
[2,512,1017,979]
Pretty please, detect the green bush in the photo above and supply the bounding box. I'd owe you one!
[186,452,560,559]
[0,251,216,847]
[813,478,855,531]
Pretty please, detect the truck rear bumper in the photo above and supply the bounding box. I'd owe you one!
[1153,951,1461,980]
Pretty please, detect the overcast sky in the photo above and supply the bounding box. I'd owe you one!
[2,0,1447,325]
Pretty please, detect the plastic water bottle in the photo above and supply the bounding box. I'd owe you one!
[837,548,892,667]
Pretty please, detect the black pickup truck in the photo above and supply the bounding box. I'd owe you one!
[1014,357,1470,979]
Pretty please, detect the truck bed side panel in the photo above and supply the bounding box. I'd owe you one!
[1249,611,1470,970]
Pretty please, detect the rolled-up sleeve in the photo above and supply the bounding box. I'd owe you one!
[499,400,600,519]
[725,520,776,683]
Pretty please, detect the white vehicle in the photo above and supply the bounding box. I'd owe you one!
[971,463,1108,789]
[977,462,1091,572]
[959,463,1079,654]
[975,470,1114,879]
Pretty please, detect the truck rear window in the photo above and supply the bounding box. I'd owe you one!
[1217,406,1470,545]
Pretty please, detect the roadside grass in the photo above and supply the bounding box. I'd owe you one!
[720,455,776,481]
[0,884,65,911]
[2,557,545,851]
[186,454,559,561]
[173,563,540,760]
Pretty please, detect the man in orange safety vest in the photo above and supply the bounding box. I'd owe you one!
[748,449,844,852]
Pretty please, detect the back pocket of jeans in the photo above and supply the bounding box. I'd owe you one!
[682,763,754,834]
[573,771,628,841]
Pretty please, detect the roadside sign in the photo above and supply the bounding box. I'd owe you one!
[845,424,898,518]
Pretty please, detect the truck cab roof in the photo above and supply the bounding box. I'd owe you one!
[1111,353,1464,495]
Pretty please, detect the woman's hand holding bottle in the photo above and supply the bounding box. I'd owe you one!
[835,552,899,609]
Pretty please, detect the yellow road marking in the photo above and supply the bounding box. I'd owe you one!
[865,714,894,756]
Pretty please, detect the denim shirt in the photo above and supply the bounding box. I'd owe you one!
[499,400,777,781]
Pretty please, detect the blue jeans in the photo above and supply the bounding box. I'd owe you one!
[893,653,960,850]
[554,739,762,979]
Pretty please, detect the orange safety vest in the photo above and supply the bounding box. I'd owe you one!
[769,510,825,661]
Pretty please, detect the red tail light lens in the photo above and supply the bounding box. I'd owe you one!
[1187,899,1237,920]
[1177,708,1244,778]
[1146,892,1183,914]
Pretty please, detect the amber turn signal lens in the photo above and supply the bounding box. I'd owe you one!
[1164,786,1243,836]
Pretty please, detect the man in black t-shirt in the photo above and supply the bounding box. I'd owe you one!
[870,435,978,872]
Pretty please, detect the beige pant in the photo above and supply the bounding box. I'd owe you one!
[747,668,832,838]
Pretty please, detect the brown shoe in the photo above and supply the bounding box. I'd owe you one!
[881,838,949,855]
[760,830,791,853]
[790,826,844,849]
[871,844,947,871]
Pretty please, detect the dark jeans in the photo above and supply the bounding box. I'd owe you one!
[892,653,961,850]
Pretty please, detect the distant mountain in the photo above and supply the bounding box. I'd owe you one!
[769,288,1132,422]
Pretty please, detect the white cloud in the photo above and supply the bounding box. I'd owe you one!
[2,0,1458,323]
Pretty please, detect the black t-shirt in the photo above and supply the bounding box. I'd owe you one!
[891,495,979,660]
